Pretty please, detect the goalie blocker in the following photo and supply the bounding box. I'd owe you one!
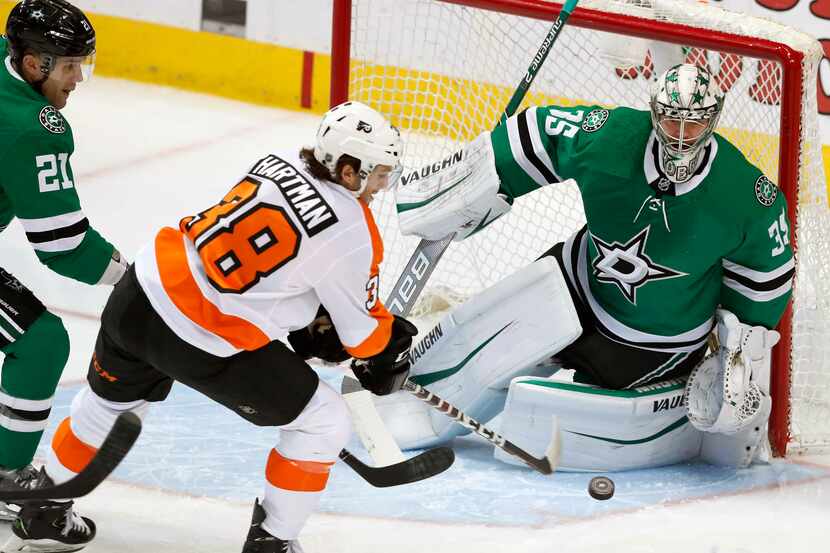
[396,132,511,241]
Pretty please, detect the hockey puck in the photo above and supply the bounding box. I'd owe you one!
[588,476,615,500]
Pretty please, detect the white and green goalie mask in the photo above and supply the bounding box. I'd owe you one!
[650,64,724,183]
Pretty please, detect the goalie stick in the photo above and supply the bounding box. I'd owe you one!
[402,381,559,475]
[0,412,141,501]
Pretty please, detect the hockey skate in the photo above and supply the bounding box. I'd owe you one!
[0,465,39,522]
[1,469,96,553]
[242,499,304,553]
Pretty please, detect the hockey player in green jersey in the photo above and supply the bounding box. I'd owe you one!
[376,63,792,472]
[0,0,126,548]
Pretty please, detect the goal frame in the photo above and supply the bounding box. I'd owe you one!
[329,0,810,457]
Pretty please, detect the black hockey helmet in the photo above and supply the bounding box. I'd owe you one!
[6,0,95,67]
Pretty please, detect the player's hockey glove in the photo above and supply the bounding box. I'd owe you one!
[287,306,351,364]
[351,316,418,395]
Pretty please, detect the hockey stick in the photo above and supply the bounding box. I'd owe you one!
[339,446,454,488]
[0,412,141,501]
[384,0,580,317]
[402,381,559,475]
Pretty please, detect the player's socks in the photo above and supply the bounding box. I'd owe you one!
[2,468,96,553]
[241,499,305,553]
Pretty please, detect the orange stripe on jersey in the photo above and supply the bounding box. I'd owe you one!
[265,449,334,492]
[51,418,97,474]
[344,201,394,359]
[155,227,270,351]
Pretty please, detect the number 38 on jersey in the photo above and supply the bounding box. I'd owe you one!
[180,178,302,294]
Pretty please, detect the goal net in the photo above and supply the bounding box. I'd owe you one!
[330,0,830,456]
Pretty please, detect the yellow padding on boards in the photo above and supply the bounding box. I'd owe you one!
[0,1,330,112]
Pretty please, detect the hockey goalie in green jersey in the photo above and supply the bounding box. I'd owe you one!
[377,63,792,472]
[0,1,126,546]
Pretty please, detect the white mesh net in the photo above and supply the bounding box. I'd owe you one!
[341,0,830,453]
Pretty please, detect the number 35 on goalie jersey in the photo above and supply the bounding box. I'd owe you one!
[134,151,393,358]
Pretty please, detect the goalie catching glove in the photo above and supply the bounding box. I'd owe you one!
[685,309,779,435]
[351,316,418,395]
[396,132,511,241]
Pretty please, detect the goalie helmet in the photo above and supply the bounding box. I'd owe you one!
[650,63,724,183]
[314,101,402,196]
[6,0,96,73]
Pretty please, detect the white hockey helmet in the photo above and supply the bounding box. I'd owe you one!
[650,63,724,183]
[313,101,402,196]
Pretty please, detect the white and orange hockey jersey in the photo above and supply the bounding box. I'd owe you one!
[134,150,393,358]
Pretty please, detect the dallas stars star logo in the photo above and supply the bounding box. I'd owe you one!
[590,227,686,305]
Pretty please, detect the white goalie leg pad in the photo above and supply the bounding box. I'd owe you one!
[374,256,581,449]
[396,132,511,242]
[495,376,702,471]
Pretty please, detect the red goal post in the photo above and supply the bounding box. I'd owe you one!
[330,0,829,457]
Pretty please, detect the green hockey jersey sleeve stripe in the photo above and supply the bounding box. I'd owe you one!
[18,210,89,252]
[722,270,793,302]
[722,278,792,303]
[505,108,561,186]
[722,257,795,302]
[17,210,85,232]
[34,226,114,284]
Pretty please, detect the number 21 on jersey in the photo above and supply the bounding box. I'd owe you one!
[180,177,302,293]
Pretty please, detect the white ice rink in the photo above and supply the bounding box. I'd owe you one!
[0,77,828,553]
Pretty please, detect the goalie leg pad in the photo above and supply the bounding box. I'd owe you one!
[374,257,582,449]
[495,376,702,471]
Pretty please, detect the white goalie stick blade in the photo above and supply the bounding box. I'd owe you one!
[338,446,454,488]
[340,376,455,486]
[0,412,142,501]
[341,376,406,465]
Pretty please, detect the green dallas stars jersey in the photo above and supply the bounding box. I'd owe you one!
[0,37,114,284]
[490,104,794,352]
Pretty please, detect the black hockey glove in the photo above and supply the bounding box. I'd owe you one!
[351,316,418,396]
[286,306,351,364]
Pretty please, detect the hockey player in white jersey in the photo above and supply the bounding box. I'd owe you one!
[2,101,418,553]
[373,64,790,473]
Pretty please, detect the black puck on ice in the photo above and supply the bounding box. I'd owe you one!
[588,476,615,500]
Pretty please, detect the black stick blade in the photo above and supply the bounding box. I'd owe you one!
[340,446,454,488]
[0,412,142,501]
